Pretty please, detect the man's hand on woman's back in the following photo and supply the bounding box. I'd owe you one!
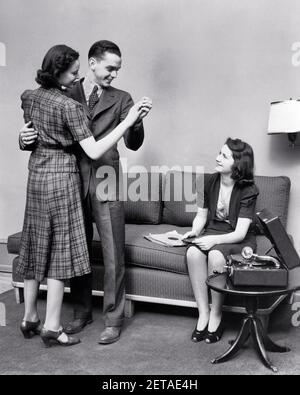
[19,121,38,147]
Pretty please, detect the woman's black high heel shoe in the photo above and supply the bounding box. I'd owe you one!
[40,327,81,348]
[20,320,42,339]
[191,325,208,342]
[205,322,224,344]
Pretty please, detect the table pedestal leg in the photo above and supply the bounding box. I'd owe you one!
[211,296,290,372]
[228,333,250,347]
[251,318,278,373]
[211,317,251,364]
[254,317,290,353]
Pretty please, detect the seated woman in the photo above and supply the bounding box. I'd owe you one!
[184,138,259,343]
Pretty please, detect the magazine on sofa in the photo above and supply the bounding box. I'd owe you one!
[144,230,186,247]
[144,230,205,247]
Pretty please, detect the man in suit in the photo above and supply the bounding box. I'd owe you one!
[19,40,151,344]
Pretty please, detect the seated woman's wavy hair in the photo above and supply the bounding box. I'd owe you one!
[226,137,255,186]
[36,45,79,89]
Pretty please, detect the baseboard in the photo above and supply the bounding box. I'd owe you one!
[0,265,12,274]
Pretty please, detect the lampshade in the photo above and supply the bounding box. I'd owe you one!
[268,99,300,145]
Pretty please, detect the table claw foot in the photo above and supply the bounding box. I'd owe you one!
[264,337,290,353]
[252,319,278,372]
[211,318,251,364]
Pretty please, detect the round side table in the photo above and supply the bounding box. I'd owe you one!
[206,267,300,373]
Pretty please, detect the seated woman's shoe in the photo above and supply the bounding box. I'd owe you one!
[20,319,42,339]
[205,322,224,344]
[191,325,208,342]
[40,327,81,348]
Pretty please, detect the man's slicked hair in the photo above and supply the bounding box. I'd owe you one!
[88,40,121,60]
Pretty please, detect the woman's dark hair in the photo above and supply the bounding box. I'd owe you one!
[225,137,254,186]
[88,40,121,60]
[36,45,79,89]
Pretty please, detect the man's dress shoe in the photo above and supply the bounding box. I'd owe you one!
[98,327,121,344]
[20,319,42,339]
[64,317,93,335]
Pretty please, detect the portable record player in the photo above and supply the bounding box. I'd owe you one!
[226,248,288,287]
[225,208,300,287]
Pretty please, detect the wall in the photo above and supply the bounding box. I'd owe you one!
[1,0,300,252]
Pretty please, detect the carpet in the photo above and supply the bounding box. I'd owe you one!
[0,289,300,375]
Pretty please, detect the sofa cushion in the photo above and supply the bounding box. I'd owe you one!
[7,232,21,255]
[125,224,191,274]
[162,171,204,227]
[254,175,290,229]
[90,223,190,274]
[92,224,273,274]
[256,234,273,255]
[124,172,163,225]
[162,171,291,231]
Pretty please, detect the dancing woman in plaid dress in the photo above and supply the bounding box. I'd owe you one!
[18,45,152,347]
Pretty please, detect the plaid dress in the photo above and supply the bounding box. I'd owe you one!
[17,87,92,282]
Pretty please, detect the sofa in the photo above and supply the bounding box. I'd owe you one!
[7,171,292,327]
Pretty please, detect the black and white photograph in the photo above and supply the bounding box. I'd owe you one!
[1,0,300,378]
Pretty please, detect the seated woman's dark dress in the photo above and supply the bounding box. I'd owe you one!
[193,173,259,258]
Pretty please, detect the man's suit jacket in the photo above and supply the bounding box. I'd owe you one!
[68,79,145,201]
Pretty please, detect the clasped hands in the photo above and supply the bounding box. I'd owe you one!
[182,231,220,251]
[128,96,152,124]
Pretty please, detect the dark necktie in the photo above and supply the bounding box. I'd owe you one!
[88,85,99,113]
